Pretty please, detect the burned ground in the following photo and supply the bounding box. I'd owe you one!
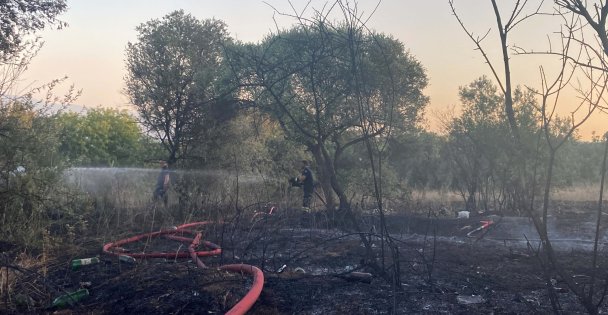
[3,202,608,314]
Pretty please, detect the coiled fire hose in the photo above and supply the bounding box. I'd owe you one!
[102,222,264,315]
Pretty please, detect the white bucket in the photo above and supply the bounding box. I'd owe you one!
[457,211,470,219]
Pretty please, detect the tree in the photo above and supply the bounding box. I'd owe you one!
[58,108,145,166]
[233,3,428,294]
[0,0,67,60]
[0,0,73,247]
[125,10,232,165]
[445,76,540,213]
[241,18,428,212]
[386,130,446,191]
[451,1,608,313]
[556,140,607,185]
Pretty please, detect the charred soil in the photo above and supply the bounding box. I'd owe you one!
[3,202,608,314]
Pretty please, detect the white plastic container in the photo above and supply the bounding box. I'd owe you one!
[457,211,470,219]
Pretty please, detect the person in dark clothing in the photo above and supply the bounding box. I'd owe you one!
[153,160,170,206]
[298,160,314,209]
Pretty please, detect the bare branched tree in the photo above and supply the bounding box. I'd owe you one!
[335,0,406,304]
[451,0,608,313]
[449,0,545,140]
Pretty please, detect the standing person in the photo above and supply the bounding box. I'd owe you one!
[153,160,171,206]
[298,159,314,210]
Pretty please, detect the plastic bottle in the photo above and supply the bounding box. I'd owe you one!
[70,257,100,270]
[51,288,89,308]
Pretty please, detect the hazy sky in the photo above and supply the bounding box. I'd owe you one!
[21,0,607,139]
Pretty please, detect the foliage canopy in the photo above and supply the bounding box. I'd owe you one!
[125,10,233,165]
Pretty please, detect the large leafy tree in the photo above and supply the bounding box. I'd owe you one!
[125,10,232,165]
[58,108,145,166]
[241,21,428,211]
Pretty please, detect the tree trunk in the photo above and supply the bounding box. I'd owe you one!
[466,180,477,213]
[319,144,350,212]
[310,143,351,217]
[311,145,336,210]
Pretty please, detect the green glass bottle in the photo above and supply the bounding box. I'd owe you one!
[70,257,100,270]
[51,288,89,308]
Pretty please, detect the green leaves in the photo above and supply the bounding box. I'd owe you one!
[234,14,430,210]
[125,10,231,164]
[57,109,144,167]
[0,0,67,60]
[249,24,428,146]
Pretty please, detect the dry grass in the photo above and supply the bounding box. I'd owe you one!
[0,251,49,309]
[410,189,462,204]
[409,184,605,203]
[62,167,294,233]
[552,183,604,201]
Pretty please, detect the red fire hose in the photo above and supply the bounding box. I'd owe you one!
[219,264,264,315]
[102,222,264,315]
